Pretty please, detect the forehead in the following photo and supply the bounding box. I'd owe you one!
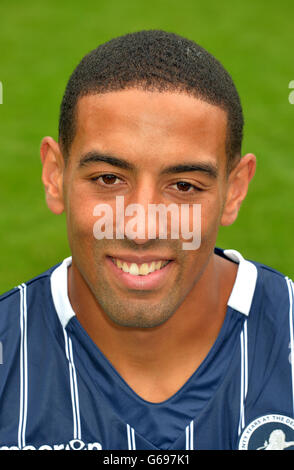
[70,89,228,171]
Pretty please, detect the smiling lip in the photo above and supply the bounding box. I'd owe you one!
[107,253,174,264]
[106,255,175,290]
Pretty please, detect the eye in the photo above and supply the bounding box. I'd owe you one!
[171,181,199,193]
[93,174,122,185]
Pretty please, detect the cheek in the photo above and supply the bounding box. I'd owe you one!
[65,189,98,255]
[196,196,223,246]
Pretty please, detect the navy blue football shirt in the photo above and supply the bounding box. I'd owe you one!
[0,247,293,450]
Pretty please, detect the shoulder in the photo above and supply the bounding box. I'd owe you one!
[219,247,292,299]
[238,256,293,339]
[249,258,292,312]
[0,262,62,329]
[217,247,292,325]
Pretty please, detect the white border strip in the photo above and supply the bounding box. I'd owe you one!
[286,278,294,417]
[50,257,75,329]
[238,320,248,435]
[126,424,136,450]
[63,329,81,440]
[17,283,28,449]
[185,420,194,450]
[131,427,136,450]
[225,250,258,316]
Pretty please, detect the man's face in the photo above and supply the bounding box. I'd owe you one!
[60,89,232,327]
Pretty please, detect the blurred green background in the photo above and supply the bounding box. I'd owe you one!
[0,0,293,293]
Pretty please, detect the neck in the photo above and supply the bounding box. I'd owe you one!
[67,252,237,402]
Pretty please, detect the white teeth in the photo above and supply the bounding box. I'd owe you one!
[117,259,123,269]
[122,262,129,273]
[112,258,169,275]
[149,261,156,273]
[129,263,139,276]
[139,263,149,275]
[155,261,162,270]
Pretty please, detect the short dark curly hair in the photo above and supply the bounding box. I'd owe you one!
[59,30,244,170]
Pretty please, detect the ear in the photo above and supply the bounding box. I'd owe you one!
[40,137,65,215]
[221,153,256,226]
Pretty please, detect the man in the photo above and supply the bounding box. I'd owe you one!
[0,30,293,451]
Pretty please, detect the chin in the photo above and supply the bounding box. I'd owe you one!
[105,308,173,329]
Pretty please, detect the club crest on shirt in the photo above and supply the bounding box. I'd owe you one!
[238,414,294,450]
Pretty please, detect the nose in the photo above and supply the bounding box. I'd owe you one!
[117,177,162,245]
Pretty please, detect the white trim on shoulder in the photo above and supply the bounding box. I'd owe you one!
[50,257,75,328]
[224,249,258,316]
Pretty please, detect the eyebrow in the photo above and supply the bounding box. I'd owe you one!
[78,151,218,178]
[79,151,135,171]
[160,162,218,178]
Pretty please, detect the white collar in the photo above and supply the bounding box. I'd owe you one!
[50,249,258,328]
[224,249,258,316]
[50,256,75,329]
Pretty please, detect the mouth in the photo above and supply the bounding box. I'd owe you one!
[106,255,175,290]
[111,257,171,275]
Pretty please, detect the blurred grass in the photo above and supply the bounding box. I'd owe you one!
[0,0,293,292]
